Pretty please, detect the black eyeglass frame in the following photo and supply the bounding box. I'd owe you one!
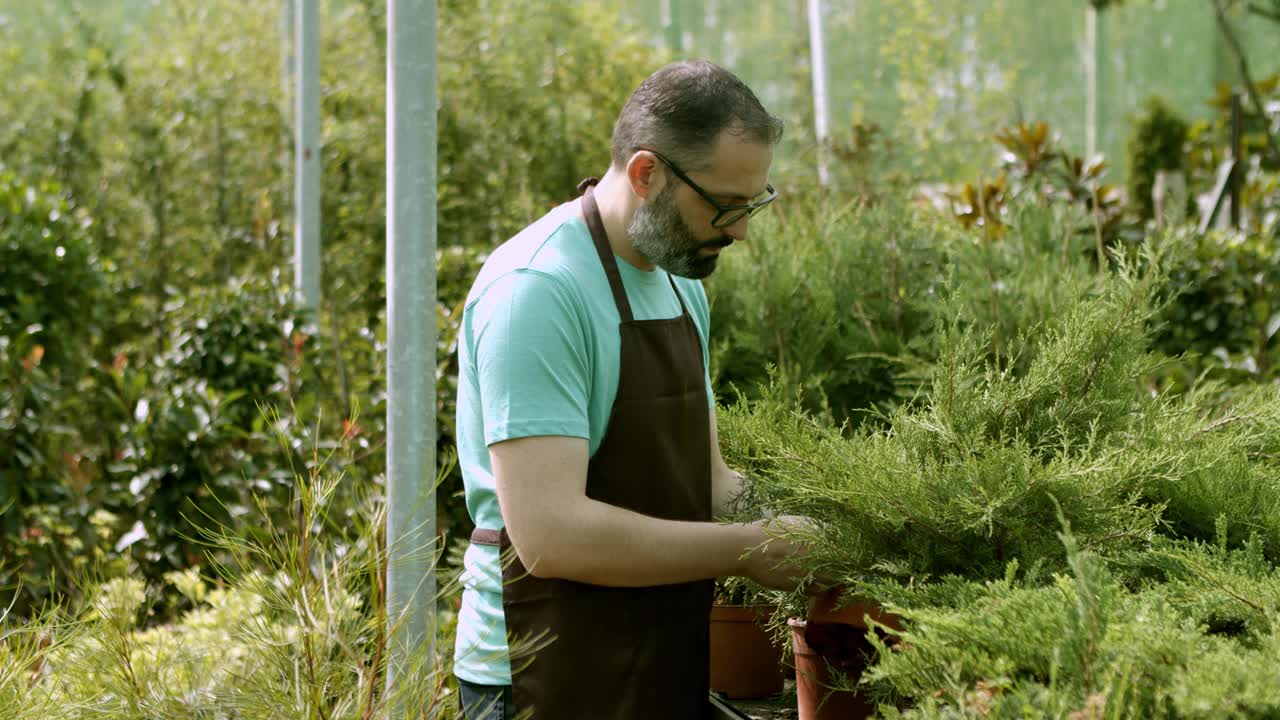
[643,149,778,228]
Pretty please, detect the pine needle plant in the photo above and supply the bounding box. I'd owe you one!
[708,189,1114,432]
[718,238,1280,717]
[707,193,947,429]
[0,408,491,720]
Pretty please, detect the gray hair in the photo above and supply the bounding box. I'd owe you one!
[610,60,783,172]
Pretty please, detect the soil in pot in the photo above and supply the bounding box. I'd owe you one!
[710,604,787,699]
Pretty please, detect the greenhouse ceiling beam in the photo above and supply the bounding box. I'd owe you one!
[294,0,321,312]
[384,0,437,716]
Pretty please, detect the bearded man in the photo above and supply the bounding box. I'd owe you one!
[453,59,812,720]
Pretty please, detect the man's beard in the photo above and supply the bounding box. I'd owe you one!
[628,184,733,279]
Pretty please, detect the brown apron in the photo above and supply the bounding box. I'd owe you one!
[471,180,714,719]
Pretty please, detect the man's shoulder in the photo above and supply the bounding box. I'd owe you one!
[466,201,595,306]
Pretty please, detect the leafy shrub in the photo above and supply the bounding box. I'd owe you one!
[1157,228,1280,384]
[2,267,314,611]
[0,169,105,376]
[0,171,115,609]
[163,274,308,420]
[95,277,325,583]
[1126,96,1189,221]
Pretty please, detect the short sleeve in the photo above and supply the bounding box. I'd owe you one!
[469,270,592,445]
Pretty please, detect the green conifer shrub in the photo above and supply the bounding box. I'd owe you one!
[863,528,1280,717]
[719,255,1169,582]
[717,240,1280,715]
[708,195,1108,431]
[707,195,945,428]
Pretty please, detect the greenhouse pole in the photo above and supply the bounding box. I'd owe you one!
[294,0,321,312]
[280,0,294,214]
[807,0,831,187]
[385,0,437,716]
[1084,3,1105,160]
[661,0,683,54]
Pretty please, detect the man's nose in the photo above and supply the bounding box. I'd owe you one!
[722,215,750,242]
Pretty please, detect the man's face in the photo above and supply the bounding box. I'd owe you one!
[628,182,724,279]
[628,134,773,279]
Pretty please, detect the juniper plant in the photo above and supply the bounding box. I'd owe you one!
[718,237,1280,716]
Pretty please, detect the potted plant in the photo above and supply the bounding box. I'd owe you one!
[709,575,788,699]
[789,588,904,720]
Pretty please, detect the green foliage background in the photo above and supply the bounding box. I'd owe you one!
[0,0,663,614]
[0,0,1278,717]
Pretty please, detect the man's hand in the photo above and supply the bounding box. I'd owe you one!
[739,515,825,592]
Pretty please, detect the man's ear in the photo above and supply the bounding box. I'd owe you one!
[625,151,664,200]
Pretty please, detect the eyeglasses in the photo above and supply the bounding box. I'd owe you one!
[645,150,778,229]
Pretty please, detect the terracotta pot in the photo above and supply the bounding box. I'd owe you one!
[790,590,902,720]
[790,619,875,720]
[709,603,786,699]
[807,589,902,632]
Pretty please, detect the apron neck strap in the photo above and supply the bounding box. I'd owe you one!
[581,184,635,323]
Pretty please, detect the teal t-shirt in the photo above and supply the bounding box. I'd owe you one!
[452,200,715,685]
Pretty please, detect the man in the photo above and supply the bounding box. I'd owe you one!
[453,59,813,719]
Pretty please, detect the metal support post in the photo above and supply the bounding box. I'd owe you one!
[808,0,831,187]
[1085,3,1100,160]
[294,0,321,312]
[662,0,683,54]
[385,0,438,716]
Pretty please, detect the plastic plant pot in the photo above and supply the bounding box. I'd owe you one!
[709,603,786,699]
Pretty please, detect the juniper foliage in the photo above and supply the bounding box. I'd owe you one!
[718,239,1280,716]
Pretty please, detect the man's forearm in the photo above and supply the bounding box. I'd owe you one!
[518,497,765,587]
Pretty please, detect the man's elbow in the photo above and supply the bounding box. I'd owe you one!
[506,527,572,580]
[518,548,564,580]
